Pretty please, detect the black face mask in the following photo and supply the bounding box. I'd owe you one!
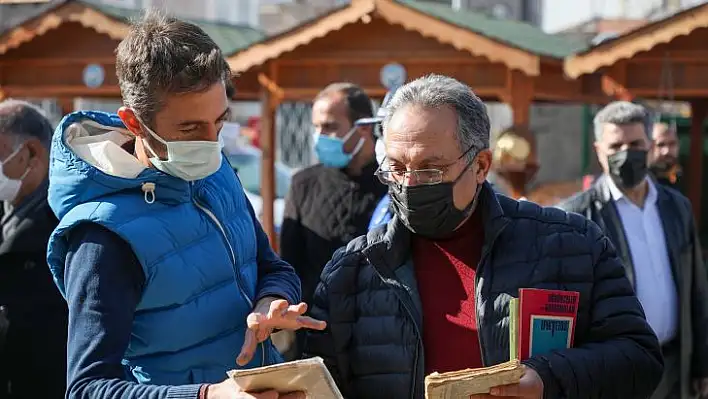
[389,162,480,239]
[607,149,648,189]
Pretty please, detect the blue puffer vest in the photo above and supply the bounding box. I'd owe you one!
[46,111,281,385]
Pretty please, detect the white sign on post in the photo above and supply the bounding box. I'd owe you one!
[83,64,105,88]
[380,63,406,90]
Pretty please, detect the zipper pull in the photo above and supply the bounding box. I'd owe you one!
[142,182,156,204]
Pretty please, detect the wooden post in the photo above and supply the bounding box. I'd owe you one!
[502,70,534,199]
[259,64,279,250]
[688,99,708,223]
[58,97,74,115]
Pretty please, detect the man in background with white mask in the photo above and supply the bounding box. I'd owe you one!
[0,100,67,399]
[45,12,323,399]
[279,83,386,358]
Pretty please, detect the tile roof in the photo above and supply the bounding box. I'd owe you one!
[80,0,265,55]
[399,0,588,58]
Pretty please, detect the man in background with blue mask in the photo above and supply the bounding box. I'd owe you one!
[279,83,386,358]
[45,11,323,399]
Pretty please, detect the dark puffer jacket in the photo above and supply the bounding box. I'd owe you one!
[305,183,663,399]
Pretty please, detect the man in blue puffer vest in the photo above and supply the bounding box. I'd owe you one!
[45,11,323,399]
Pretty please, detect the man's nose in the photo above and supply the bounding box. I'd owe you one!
[207,125,221,142]
[402,172,420,187]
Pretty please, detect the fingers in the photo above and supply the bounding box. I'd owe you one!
[268,299,289,319]
[287,302,307,315]
[279,392,306,399]
[247,312,265,329]
[489,383,521,396]
[247,390,304,399]
[256,327,273,343]
[237,329,257,366]
[295,315,327,330]
[250,390,279,399]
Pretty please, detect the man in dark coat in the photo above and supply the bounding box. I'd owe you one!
[649,122,682,190]
[558,101,708,399]
[0,100,67,399]
[304,75,663,399]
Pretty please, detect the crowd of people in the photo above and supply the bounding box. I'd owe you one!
[0,10,706,399]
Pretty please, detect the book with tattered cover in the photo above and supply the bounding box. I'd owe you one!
[424,359,525,399]
[510,288,580,360]
[424,295,525,399]
[227,357,343,399]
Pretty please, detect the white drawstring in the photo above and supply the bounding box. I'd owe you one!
[142,182,156,204]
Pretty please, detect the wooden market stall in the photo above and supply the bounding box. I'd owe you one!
[565,2,708,222]
[228,0,607,246]
[0,0,264,110]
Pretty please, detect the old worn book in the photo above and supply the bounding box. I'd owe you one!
[425,298,524,399]
[424,359,525,399]
[227,357,343,399]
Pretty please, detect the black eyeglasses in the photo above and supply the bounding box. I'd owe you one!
[375,145,477,186]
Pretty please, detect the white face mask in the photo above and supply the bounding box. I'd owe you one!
[140,122,222,182]
[0,145,30,202]
[375,138,386,166]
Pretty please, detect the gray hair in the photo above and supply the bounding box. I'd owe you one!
[593,101,652,142]
[0,99,53,149]
[382,74,490,162]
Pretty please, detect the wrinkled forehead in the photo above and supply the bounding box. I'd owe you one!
[383,104,459,164]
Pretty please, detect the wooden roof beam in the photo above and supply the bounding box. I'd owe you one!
[374,0,540,76]
[228,0,376,74]
[0,2,128,56]
[564,3,708,78]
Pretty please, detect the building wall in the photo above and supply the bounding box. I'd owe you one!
[421,0,542,26]
[88,0,261,26]
[486,103,588,186]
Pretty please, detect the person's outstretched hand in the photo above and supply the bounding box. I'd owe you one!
[237,297,326,366]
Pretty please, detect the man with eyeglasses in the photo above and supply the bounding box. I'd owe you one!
[303,75,663,399]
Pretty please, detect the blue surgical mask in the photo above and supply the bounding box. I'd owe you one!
[314,126,364,168]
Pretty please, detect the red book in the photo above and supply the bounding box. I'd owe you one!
[510,288,580,361]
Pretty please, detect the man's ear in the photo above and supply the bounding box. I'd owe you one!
[25,138,47,169]
[117,107,144,138]
[475,149,493,184]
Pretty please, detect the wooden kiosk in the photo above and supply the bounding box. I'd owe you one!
[228,0,606,245]
[565,2,708,222]
[0,0,264,110]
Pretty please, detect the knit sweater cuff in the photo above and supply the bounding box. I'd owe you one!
[166,384,203,399]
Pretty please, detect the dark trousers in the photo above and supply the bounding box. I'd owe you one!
[651,340,682,399]
[0,261,68,399]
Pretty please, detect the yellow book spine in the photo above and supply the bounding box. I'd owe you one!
[508,297,519,360]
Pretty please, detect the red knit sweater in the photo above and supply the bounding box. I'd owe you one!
[412,209,485,375]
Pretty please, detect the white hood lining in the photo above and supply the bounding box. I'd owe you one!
[65,120,148,179]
